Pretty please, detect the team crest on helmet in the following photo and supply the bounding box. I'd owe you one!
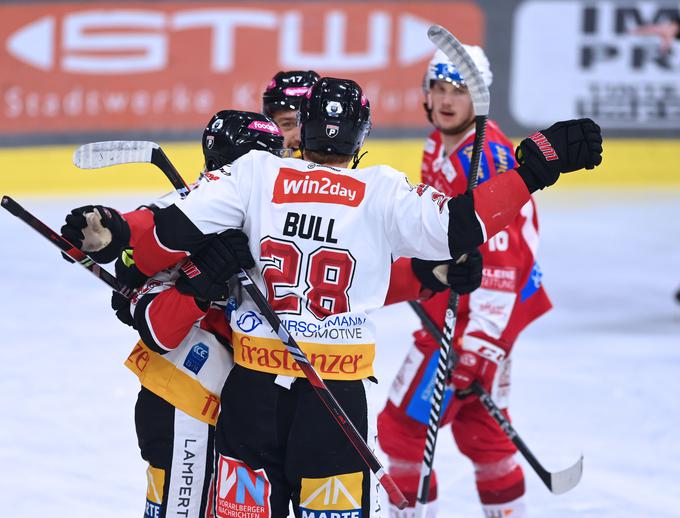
[206,135,214,149]
[325,101,343,116]
[325,125,339,138]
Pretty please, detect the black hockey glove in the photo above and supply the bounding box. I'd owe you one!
[111,249,148,328]
[61,205,130,264]
[515,118,603,193]
[175,229,255,302]
[411,249,483,295]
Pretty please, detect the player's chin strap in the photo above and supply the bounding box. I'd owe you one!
[351,150,368,169]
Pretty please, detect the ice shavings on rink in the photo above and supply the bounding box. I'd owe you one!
[0,190,678,517]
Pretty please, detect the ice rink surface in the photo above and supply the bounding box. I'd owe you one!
[0,189,678,517]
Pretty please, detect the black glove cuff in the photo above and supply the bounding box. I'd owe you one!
[194,297,211,312]
[515,137,560,193]
[411,258,448,293]
[89,241,127,264]
[515,163,543,194]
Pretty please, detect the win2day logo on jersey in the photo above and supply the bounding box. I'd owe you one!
[272,168,365,207]
[216,455,271,518]
[300,472,363,518]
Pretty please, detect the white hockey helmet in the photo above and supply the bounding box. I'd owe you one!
[423,45,493,92]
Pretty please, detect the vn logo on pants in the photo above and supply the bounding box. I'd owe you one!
[215,454,271,518]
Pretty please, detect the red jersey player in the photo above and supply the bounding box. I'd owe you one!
[378,47,552,518]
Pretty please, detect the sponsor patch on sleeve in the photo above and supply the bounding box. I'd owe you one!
[272,168,365,207]
[300,472,364,517]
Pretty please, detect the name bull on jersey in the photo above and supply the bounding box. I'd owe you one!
[284,212,338,243]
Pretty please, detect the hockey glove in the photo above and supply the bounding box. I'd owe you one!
[111,249,148,328]
[175,229,255,302]
[515,118,603,193]
[61,205,131,263]
[411,249,483,295]
[451,339,506,396]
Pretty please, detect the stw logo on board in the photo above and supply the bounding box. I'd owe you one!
[0,3,483,133]
[216,455,271,518]
[272,168,366,207]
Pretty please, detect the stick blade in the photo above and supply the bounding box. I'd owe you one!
[427,24,490,116]
[548,455,583,495]
[73,141,158,169]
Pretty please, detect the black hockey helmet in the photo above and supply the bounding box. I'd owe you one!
[262,70,320,116]
[202,110,286,170]
[298,77,371,157]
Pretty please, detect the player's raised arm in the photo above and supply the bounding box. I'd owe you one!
[416,117,603,258]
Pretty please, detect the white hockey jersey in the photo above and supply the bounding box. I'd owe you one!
[126,266,233,425]
[123,173,233,425]
[169,150,455,380]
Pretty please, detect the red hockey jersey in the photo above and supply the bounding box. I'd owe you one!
[414,121,552,355]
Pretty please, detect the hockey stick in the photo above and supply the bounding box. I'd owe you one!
[408,300,583,495]
[412,26,491,516]
[74,139,409,509]
[419,25,584,496]
[73,141,190,197]
[0,195,131,297]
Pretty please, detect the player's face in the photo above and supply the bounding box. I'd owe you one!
[429,80,474,136]
[271,110,300,150]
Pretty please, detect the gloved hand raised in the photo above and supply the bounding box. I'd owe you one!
[60,205,130,263]
[515,118,603,193]
[411,249,483,295]
[175,229,255,302]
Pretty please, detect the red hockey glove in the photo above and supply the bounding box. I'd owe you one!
[451,338,506,395]
[515,118,603,193]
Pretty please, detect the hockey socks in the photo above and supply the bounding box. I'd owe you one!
[475,455,526,514]
[387,458,438,518]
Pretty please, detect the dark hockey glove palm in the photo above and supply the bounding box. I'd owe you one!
[515,118,603,193]
[175,229,255,302]
[61,205,130,263]
[412,249,483,295]
[111,249,148,328]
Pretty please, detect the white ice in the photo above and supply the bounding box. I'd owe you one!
[0,189,678,517]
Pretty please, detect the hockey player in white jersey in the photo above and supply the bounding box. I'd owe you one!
[105,77,601,518]
[60,110,286,518]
